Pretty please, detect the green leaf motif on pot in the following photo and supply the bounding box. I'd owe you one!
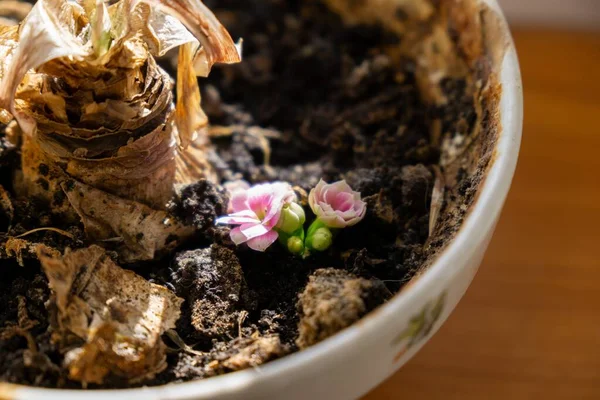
[392,291,447,362]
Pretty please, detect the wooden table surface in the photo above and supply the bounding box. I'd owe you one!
[364,30,600,400]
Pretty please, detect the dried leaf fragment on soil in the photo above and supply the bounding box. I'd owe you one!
[1,237,61,267]
[219,335,285,372]
[172,334,288,380]
[62,179,194,263]
[37,245,183,384]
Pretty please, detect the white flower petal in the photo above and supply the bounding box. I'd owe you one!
[246,230,278,252]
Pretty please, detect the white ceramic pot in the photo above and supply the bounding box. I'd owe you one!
[0,0,522,399]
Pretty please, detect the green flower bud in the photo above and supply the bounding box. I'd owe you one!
[287,236,305,255]
[310,227,333,252]
[276,203,306,234]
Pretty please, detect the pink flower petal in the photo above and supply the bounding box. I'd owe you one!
[346,217,362,227]
[308,179,366,228]
[356,202,367,216]
[246,230,279,252]
[230,226,248,245]
[312,183,325,203]
[230,210,260,218]
[338,209,355,220]
[230,190,249,213]
[240,223,271,241]
[345,206,367,227]
[323,187,335,205]
[246,183,275,217]
[313,179,326,194]
[319,214,346,229]
[319,202,335,214]
[326,181,352,202]
[216,215,260,225]
[333,192,354,211]
[263,211,283,229]
[262,182,295,226]
[262,199,283,226]
[217,210,260,226]
[221,181,301,252]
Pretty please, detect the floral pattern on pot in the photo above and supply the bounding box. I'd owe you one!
[392,291,447,363]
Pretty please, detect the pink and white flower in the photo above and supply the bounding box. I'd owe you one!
[308,179,366,229]
[223,180,251,213]
[216,182,296,252]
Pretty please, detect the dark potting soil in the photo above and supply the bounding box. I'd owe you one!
[0,0,495,388]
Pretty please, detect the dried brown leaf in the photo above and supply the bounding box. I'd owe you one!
[221,336,285,371]
[122,2,196,57]
[38,245,183,384]
[174,137,219,184]
[0,25,19,124]
[0,0,88,129]
[176,42,208,149]
[62,180,194,263]
[429,165,445,236]
[132,0,242,76]
[3,237,61,267]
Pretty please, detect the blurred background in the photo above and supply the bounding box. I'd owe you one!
[501,0,599,29]
[366,1,600,399]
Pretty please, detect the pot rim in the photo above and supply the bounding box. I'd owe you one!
[0,0,522,398]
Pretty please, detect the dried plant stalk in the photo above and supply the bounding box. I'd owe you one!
[429,165,445,237]
[0,0,241,261]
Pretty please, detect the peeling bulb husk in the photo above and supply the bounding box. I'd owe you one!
[0,0,240,263]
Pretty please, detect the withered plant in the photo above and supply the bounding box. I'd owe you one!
[0,0,240,262]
